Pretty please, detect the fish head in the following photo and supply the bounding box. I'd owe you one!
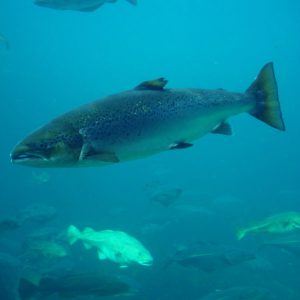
[10,125,82,168]
[134,249,153,267]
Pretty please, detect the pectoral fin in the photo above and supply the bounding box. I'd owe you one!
[211,121,232,135]
[79,144,120,163]
[169,142,193,150]
[135,78,168,91]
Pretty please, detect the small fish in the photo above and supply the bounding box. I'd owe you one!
[23,240,68,259]
[16,203,57,224]
[237,212,300,240]
[11,63,285,168]
[34,0,137,12]
[0,218,21,234]
[0,204,57,235]
[166,241,255,272]
[149,187,182,207]
[67,225,153,268]
[0,33,9,49]
[18,271,135,300]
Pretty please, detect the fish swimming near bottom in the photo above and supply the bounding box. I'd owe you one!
[10,63,285,168]
[237,212,300,240]
[166,241,255,272]
[67,225,153,267]
[18,271,135,299]
[34,0,137,12]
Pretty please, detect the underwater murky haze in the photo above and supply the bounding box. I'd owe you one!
[1,0,300,299]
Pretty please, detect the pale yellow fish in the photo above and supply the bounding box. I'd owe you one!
[67,225,153,268]
[237,212,300,240]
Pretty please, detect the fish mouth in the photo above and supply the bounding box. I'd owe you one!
[141,261,153,267]
[11,152,48,164]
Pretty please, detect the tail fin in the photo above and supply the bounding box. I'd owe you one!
[247,62,285,131]
[18,278,39,300]
[67,225,81,245]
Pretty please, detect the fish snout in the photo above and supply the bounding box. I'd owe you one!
[139,256,153,267]
[10,144,48,166]
[141,261,153,267]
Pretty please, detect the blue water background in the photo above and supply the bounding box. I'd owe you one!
[1,0,300,299]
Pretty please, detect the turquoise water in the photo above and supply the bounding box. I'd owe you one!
[1,1,300,299]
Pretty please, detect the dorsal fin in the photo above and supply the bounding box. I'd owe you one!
[135,78,168,91]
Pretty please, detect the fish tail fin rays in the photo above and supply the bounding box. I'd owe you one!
[236,228,247,240]
[67,225,81,245]
[18,277,39,300]
[246,62,285,131]
[126,0,137,5]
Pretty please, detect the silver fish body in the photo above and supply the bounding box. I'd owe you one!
[10,63,285,168]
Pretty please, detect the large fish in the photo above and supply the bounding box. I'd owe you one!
[11,63,285,168]
[18,271,135,299]
[34,0,137,12]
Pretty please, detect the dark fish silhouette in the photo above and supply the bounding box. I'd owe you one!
[166,241,255,272]
[150,188,182,207]
[18,271,135,299]
[0,204,56,235]
[34,0,137,12]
